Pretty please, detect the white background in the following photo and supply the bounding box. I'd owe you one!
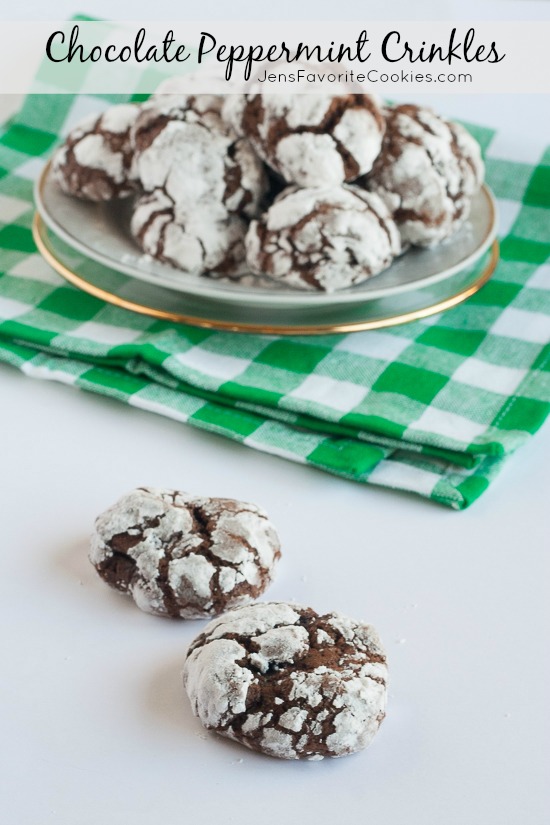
[1,2,549,824]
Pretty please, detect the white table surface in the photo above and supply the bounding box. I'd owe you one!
[1,4,549,823]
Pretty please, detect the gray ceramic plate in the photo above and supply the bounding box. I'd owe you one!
[33,211,499,336]
[35,162,498,311]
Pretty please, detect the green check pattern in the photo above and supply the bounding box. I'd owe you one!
[0,58,549,509]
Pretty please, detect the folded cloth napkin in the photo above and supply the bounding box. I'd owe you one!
[0,83,549,508]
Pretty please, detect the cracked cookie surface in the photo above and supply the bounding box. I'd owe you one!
[131,188,248,278]
[150,77,225,131]
[183,602,388,760]
[129,100,268,275]
[131,104,268,220]
[89,488,281,618]
[245,184,401,291]
[52,103,141,201]
[361,103,484,247]
[223,93,385,187]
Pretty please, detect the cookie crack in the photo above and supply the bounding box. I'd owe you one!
[156,527,182,618]
[99,515,161,593]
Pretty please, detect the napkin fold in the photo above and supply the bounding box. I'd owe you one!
[0,80,549,508]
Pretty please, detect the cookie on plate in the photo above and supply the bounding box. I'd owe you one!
[245,185,401,291]
[52,103,141,201]
[131,188,248,278]
[131,106,268,219]
[361,103,484,247]
[223,93,385,187]
[89,488,281,618]
[149,77,225,130]
[183,601,388,760]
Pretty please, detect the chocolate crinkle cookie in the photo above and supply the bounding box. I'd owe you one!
[52,103,141,201]
[131,189,248,278]
[129,101,268,276]
[361,103,484,247]
[131,103,268,219]
[183,602,387,760]
[89,488,281,618]
[245,185,401,291]
[223,93,385,187]
[150,77,225,130]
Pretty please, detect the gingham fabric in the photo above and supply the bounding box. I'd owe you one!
[0,65,549,509]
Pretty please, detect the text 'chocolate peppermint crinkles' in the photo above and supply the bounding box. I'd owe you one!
[52,103,141,201]
[223,93,385,187]
[89,488,281,618]
[183,602,388,760]
[245,185,401,291]
[362,103,484,247]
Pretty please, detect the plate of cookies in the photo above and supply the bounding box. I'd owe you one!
[34,82,498,325]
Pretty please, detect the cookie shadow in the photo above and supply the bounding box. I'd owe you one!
[145,650,208,736]
[145,651,262,760]
[48,533,140,615]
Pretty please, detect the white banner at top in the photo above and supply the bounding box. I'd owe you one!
[0,20,549,95]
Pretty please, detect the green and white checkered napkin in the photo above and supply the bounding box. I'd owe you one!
[1,57,549,509]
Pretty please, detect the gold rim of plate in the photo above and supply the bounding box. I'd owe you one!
[32,212,500,336]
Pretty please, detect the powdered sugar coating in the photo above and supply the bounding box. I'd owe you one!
[151,77,225,129]
[131,105,268,220]
[128,100,268,276]
[131,188,248,277]
[52,103,141,201]
[183,602,388,760]
[89,488,281,618]
[363,103,484,247]
[245,185,401,291]
[223,94,385,187]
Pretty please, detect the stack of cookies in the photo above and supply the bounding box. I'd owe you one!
[52,82,485,292]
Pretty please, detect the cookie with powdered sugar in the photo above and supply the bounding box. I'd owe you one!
[361,103,484,247]
[223,93,385,187]
[131,188,248,278]
[131,103,268,219]
[52,103,141,201]
[89,488,281,618]
[245,185,401,291]
[149,77,225,131]
[183,601,387,760]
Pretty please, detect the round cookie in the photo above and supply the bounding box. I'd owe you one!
[131,105,268,219]
[89,488,281,618]
[183,601,387,760]
[362,103,484,247]
[52,103,141,201]
[245,185,401,291]
[223,93,385,187]
[150,77,225,130]
[131,188,248,278]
